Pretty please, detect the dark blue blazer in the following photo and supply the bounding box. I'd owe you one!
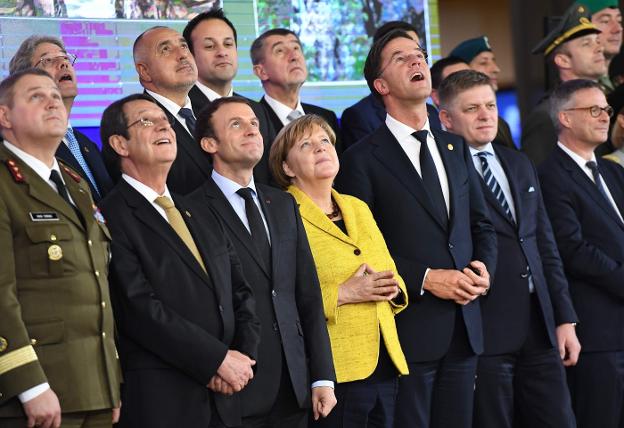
[539,147,624,352]
[478,146,577,355]
[335,124,497,361]
[339,94,442,151]
[56,128,113,202]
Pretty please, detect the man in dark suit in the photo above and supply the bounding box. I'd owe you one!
[187,96,336,428]
[99,93,260,428]
[9,35,113,201]
[341,21,443,151]
[182,9,277,185]
[249,29,342,153]
[539,79,624,428]
[130,26,213,194]
[335,30,497,428]
[439,70,579,428]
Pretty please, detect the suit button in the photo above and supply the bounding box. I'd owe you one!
[520,273,529,279]
[272,290,277,297]
[94,270,100,277]
[101,301,106,309]
[519,237,524,243]
[218,305,224,313]
[353,249,361,255]
[50,234,57,241]
[273,322,279,331]
[448,243,454,249]
[88,240,93,246]
[30,338,37,346]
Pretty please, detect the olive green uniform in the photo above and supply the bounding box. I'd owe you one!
[0,143,121,422]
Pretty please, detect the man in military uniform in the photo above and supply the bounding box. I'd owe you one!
[522,3,605,165]
[586,0,622,94]
[0,68,121,427]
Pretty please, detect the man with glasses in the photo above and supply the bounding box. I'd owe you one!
[539,79,624,428]
[336,29,497,428]
[99,93,260,427]
[9,36,114,201]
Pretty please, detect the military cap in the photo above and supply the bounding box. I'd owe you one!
[583,0,619,14]
[532,2,601,56]
[449,36,492,63]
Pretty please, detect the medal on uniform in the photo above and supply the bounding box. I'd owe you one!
[48,244,63,261]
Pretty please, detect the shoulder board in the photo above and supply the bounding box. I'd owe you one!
[603,154,621,165]
[58,161,82,183]
[4,158,25,183]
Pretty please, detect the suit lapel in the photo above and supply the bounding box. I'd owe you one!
[597,159,624,230]
[202,179,271,278]
[121,181,213,287]
[373,125,447,230]
[260,96,284,133]
[490,146,520,229]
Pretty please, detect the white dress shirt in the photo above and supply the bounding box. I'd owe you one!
[145,89,195,136]
[121,174,173,222]
[195,81,234,102]
[263,93,305,126]
[558,142,624,223]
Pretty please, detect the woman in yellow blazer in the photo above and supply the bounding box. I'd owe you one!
[269,114,409,428]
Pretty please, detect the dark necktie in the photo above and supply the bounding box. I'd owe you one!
[49,169,84,224]
[477,152,515,224]
[236,188,271,269]
[586,160,623,220]
[178,107,196,135]
[413,130,447,225]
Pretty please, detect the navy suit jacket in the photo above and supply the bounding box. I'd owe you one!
[188,86,277,186]
[187,179,335,416]
[335,124,497,361]
[100,180,260,427]
[339,94,442,151]
[477,146,577,355]
[259,96,342,153]
[539,147,624,352]
[56,128,113,202]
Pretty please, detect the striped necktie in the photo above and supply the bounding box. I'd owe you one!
[476,151,515,224]
[65,127,100,198]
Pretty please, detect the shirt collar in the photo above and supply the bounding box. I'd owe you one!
[557,141,597,169]
[3,139,62,184]
[195,81,234,102]
[211,169,256,198]
[122,173,172,202]
[145,89,194,118]
[469,142,495,157]
[385,113,432,141]
[264,93,304,125]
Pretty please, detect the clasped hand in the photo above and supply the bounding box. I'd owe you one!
[207,350,256,395]
[338,263,400,306]
[423,260,490,305]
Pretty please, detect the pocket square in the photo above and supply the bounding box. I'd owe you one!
[528,186,535,193]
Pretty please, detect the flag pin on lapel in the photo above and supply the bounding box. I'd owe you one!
[447,144,454,151]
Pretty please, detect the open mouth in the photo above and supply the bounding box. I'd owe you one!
[58,73,73,83]
[410,72,424,82]
[153,138,172,145]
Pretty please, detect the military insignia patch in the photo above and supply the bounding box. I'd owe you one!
[48,244,63,261]
[4,159,25,183]
[61,164,81,183]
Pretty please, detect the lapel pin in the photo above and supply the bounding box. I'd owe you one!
[83,146,90,153]
[265,199,271,204]
[447,144,454,151]
[185,210,192,217]
[528,186,535,193]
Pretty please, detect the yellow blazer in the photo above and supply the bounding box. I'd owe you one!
[288,186,408,383]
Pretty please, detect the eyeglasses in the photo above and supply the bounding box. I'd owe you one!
[126,116,173,130]
[35,53,77,69]
[565,105,614,118]
[378,48,429,77]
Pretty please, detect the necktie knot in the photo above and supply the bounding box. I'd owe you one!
[154,195,175,210]
[236,187,255,201]
[586,160,599,173]
[287,109,304,122]
[412,130,429,145]
[49,169,65,191]
[178,107,196,134]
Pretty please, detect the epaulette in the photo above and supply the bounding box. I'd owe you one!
[58,160,82,183]
[4,158,25,183]
[603,154,621,165]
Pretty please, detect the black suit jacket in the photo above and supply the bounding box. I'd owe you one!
[100,180,260,427]
[339,93,443,151]
[55,128,113,201]
[335,124,497,361]
[477,146,577,355]
[539,147,624,352]
[259,96,343,153]
[187,179,335,416]
[188,85,277,186]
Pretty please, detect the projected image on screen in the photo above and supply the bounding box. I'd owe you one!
[0,0,219,19]
[257,0,428,81]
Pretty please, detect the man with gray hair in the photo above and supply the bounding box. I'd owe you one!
[539,79,624,427]
[9,36,113,201]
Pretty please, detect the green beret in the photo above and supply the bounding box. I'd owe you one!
[583,0,619,14]
[449,36,492,63]
[532,2,601,56]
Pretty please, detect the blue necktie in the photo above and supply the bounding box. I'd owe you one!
[477,151,515,224]
[65,127,99,197]
[178,108,196,135]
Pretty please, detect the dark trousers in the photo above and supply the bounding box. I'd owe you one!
[473,295,575,428]
[395,308,478,428]
[312,377,398,428]
[242,359,307,428]
[567,350,624,428]
[3,409,112,428]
